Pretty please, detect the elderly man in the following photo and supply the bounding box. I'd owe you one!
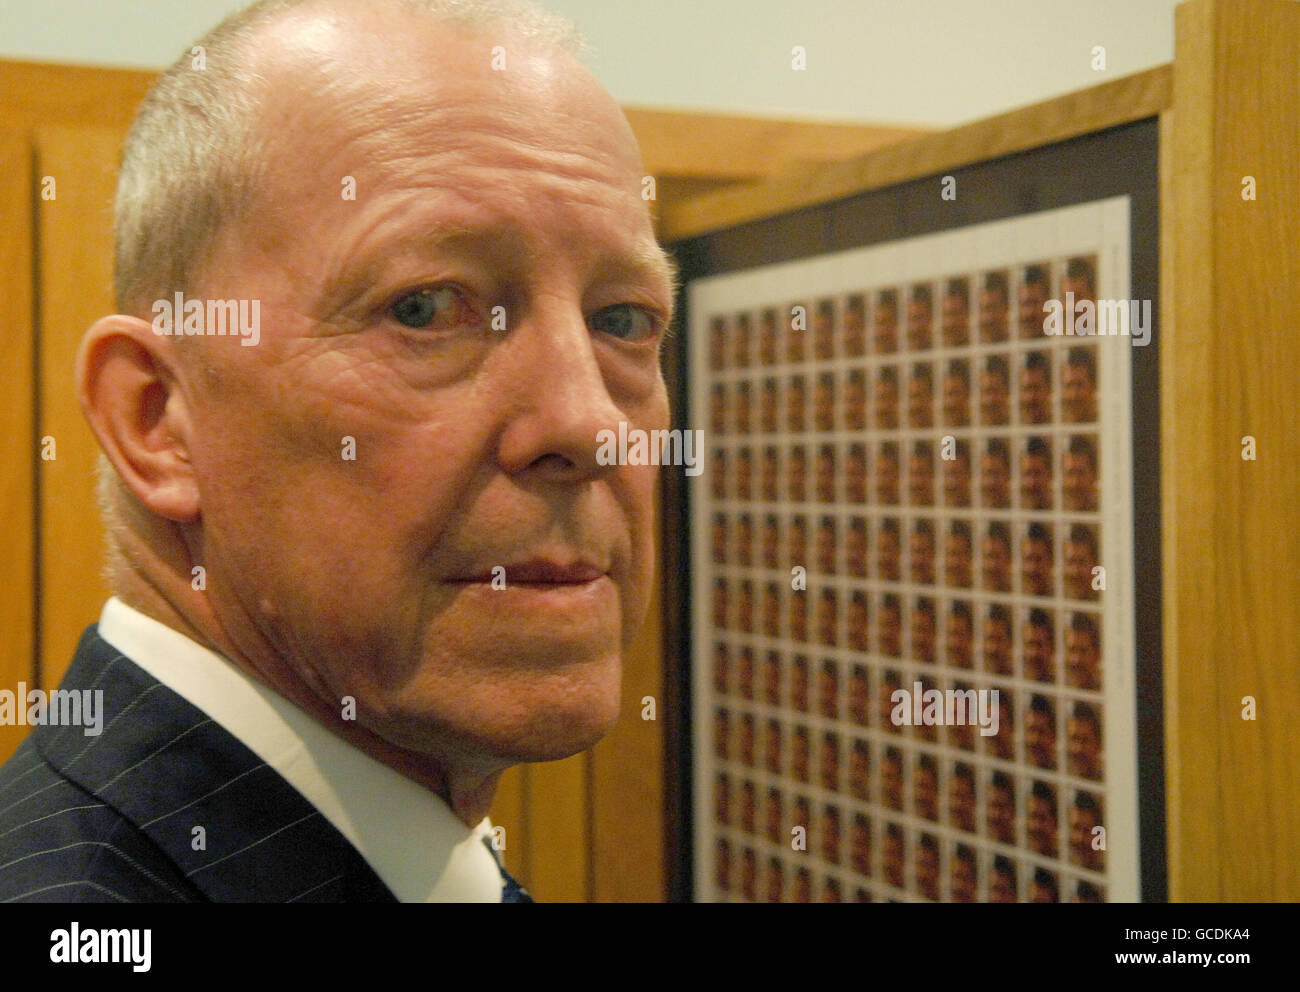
[0,0,673,902]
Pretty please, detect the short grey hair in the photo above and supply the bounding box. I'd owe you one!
[113,0,584,314]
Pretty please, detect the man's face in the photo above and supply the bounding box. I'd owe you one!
[714,775,730,825]
[1020,450,1052,509]
[942,372,969,426]
[1070,806,1101,868]
[817,594,838,647]
[762,588,780,637]
[873,304,897,352]
[883,833,903,885]
[943,454,970,507]
[736,517,753,565]
[814,379,835,429]
[1026,708,1056,768]
[816,452,836,502]
[951,856,976,902]
[907,298,932,350]
[791,598,807,644]
[916,845,939,899]
[914,766,937,819]
[1062,275,1094,307]
[910,608,936,662]
[981,452,1010,508]
[849,671,869,723]
[738,717,755,764]
[734,316,751,367]
[980,287,1009,342]
[876,451,900,504]
[734,384,751,433]
[1019,365,1050,423]
[875,374,899,428]
[986,784,1014,843]
[764,860,783,902]
[879,682,900,732]
[759,314,777,365]
[908,451,934,506]
[1063,449,1098,511]
[814,308,834,358]
[847,524,868,576]
[1018,280,1048,338]
[844,306,866,355]
[820,739,840,789]
[949,775,975,830]
[765,791,782,839]
[982,616,1011,674]
[848,598,869,650]
[791,662,809,710]
[880,605,901,656]
[187,14,672,775]
[764,654,781,704]
[816,524,836,574]
[882,756,903,807]
[946,614,973,667]
[1063,363,1097,422]
[1065,536,1098,599]
[1028,797,1058,855]
[758,385,777,435]
[910,532,935,584]
[762,519,780,568]
[850,820,871,873]
[907,372,933,427]
[1066,627,1101,689]
[944,534,972,587]
[1022,537,1053,596]
[1068,717,1102,779]
[1023,620,1053,681]
[991,869,1016,903]
[982,534,1011,592]
[941,291,969,346]
[979,369,1010,425]
[792,733,810,779]
[764,724,782,773]
[787,381,806,431]
[788,450,807,501]
[845,376,866,428]
[877,528,900,581]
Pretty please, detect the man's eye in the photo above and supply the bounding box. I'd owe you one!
[590,304,657,341]
[390,287,463,329]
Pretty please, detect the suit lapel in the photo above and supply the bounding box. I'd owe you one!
[35,627,397,903]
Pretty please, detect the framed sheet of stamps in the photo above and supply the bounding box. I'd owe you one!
[672,123,1165,903]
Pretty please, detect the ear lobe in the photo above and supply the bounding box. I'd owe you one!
[77,315,200,523]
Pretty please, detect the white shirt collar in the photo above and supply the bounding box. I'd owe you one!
[97,597,505,902]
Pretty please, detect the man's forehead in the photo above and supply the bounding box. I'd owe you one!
[245,4,634,154]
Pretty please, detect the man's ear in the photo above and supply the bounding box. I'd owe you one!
[77,316,200,523]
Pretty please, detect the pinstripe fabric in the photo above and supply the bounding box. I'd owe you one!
[0,627,397,903]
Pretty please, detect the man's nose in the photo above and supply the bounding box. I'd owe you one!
[492,307,629,482]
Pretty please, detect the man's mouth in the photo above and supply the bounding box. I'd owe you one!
[451,558,608,585]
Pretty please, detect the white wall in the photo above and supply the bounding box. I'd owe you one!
[0,0,1182,126]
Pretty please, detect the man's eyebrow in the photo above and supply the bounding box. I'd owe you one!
[314,227,679,319]
[313,225,496,318]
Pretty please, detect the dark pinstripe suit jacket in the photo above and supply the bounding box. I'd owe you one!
[0,627,398,902]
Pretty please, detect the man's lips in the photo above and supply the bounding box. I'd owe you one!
[450,559,608,585]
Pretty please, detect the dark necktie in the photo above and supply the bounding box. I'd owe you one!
[483,836,533,903]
